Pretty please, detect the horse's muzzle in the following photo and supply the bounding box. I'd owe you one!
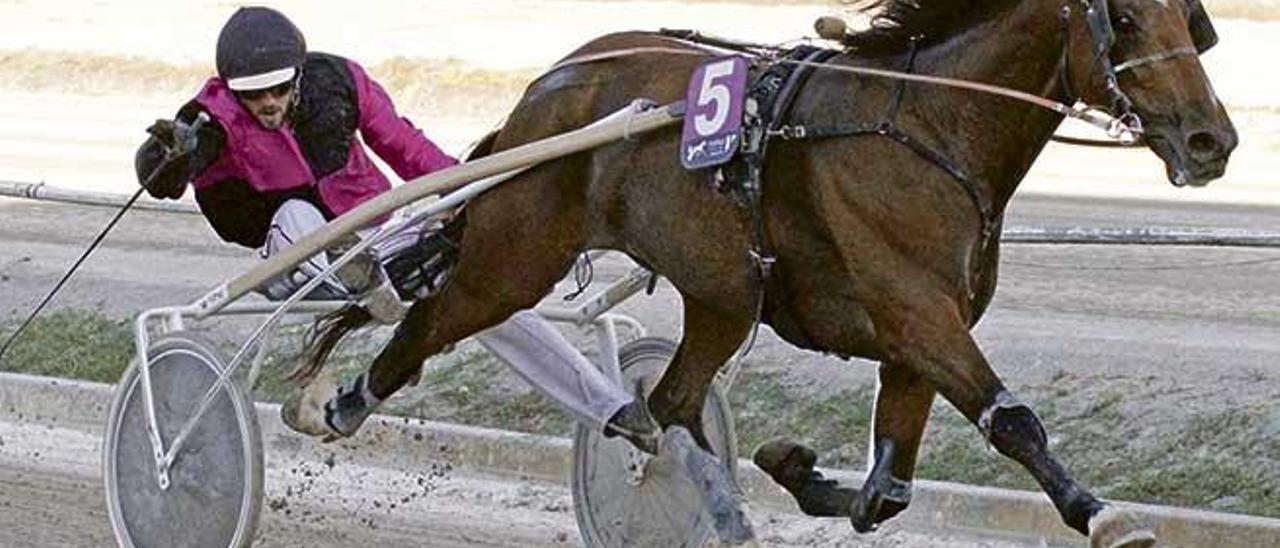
[1146,122,1237,187]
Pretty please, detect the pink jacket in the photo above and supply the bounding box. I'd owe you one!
[192,58,457,220]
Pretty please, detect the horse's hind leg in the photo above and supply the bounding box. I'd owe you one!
[753,362,933,531]
[364,173,585,401]
[293,158,591,440]
[649,294,754,446]
[650,294,759,546]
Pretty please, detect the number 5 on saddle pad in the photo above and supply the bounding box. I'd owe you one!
[681,56,748,170]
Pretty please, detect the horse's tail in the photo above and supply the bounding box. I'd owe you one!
[287,303,373,385]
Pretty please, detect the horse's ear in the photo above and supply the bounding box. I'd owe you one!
[1186,0,1219,54]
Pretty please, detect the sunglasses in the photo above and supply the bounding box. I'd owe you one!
[235,80,295,101]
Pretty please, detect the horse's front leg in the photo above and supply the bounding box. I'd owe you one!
[853,364,933,528]
[754,362,932,531]
[873,290,1153,548]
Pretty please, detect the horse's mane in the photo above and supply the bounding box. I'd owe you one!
[845,0,1024,54]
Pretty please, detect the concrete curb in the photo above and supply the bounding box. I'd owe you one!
[3,372,1278,547]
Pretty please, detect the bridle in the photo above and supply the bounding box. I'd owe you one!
[1060,0,1218,145]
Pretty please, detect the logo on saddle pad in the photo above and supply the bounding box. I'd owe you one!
[681,56,748,170]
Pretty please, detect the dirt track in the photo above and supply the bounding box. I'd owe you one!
[0,411,1036,547]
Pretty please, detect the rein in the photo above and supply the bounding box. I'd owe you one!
[551,0,1206,147]
[550,46,1136,139]
[0,115,210,363]
[1052,41,1199,148]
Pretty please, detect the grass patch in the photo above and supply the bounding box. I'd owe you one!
[385,346,578,436]
[729,367,874,470]
[1097,410,1280,516]
[0,309,133,383]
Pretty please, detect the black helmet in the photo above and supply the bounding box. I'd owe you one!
[215,7,306,91]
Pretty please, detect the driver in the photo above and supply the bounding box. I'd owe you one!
[134,6,656,448]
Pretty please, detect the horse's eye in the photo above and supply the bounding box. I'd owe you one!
[1114,12,1139,33]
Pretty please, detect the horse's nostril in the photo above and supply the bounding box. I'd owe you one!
[1186,131,1224,160]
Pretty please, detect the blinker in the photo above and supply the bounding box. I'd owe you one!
[1187,0,1218,54]
[1091,0,1216,55]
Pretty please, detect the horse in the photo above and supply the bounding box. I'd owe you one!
[307,0,1235,545]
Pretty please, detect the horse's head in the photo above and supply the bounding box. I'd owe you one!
[1065,0,1237,187]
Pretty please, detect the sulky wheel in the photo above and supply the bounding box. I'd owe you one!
[572,337,738,547]
[103,332,263,548]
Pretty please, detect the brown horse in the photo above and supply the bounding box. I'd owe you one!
[312,0,1235,545]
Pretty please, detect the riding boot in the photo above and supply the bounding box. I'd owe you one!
[355,276,408,324]
[379,217,463,300]
[602,397,661,454]
[318,244,407,326]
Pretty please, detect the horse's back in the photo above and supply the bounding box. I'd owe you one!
[473,31,760,310]
[517,31,712,120]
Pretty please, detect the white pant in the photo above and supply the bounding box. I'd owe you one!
[260,200,352,299]
[476,310,632,427]
[261,199,633,426]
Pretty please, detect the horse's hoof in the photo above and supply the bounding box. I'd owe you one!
[754,438,861,518]
[1089,506,1156,548]
[752,438,817,489]
[661,426,757,545]
[849,488,883,533]
[280,371,340,438]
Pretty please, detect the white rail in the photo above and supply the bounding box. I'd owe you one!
[0,180,199,214]
[7,180,1279,249]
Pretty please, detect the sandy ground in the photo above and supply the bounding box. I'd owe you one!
[0,411,1039,547]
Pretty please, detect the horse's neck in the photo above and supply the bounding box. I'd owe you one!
[904,0,1070,213]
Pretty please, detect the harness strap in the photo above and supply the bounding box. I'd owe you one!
[777,121,983,215]
[735,47,839,282]
[657,28,779,55]
[772,43,997,246]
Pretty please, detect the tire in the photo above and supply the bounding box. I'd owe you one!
[102,332,264,548]
[571,337,738,548]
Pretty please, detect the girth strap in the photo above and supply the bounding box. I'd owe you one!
[732,46,842,283]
